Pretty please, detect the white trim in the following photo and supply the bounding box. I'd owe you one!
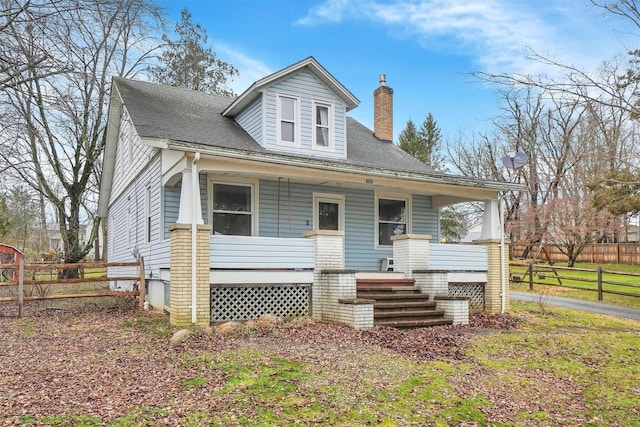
[312,192,345,231]
[375,192,412,249]
[207,176,260,236]
[312,100,335,152]
[210,270,314,285]
[276,93,301,148]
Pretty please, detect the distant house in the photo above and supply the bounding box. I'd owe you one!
[98,57,519,328]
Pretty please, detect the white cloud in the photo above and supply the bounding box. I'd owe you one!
[296,0,629,76]
[212,42,273,94]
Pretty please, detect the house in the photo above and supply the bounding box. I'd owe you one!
[98,57,520,328]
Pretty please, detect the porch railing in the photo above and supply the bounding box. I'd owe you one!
[429,243,488,271]
[210,235,314,270]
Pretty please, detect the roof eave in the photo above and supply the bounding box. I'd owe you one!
[165,139,524,194]
[222,56,360,117]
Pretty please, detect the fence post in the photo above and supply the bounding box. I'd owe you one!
[528,262,534,291]
[18,257,24,318]
[139,257,146,309]
[597,266,603,301]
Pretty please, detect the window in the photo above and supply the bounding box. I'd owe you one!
[212,183,254,236]
[314,102,331,149]
[377,197,408,246]
[277,95,299,146]
[313,193,344,231]
[145,185,152,244]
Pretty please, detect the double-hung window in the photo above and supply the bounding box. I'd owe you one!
[212,183,253,236]
[313,102,332,149]
[377,197,408,246]
[277,95,299,146]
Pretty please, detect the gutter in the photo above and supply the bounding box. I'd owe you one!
[166,140,525,193]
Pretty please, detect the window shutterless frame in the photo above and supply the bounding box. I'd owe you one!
[208,177,259,236]
[276,94,301,148]
[312,100,334,152]
[375,193,411,248]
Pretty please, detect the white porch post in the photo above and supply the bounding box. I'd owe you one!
[176,167,204,225]
[479,198,501,240]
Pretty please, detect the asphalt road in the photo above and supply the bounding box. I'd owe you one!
[510,291,640,321]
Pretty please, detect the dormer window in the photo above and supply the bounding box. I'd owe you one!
[313,101,333,151]
[277,94,300,147]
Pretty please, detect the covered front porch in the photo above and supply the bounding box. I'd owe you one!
[160,150,509,328]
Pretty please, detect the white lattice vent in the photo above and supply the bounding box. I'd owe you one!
[211,284,310,323]
[448,282,485,310]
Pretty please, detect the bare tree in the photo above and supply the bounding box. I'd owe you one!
[534,196,616,267]
[0,0,163,271]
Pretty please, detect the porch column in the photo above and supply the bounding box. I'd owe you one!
[169,223,212,326]
[475,198,509,313]
[176,167,204,225]
[479,198,500,240]
[304,230,347,319]
[391,234,432,277]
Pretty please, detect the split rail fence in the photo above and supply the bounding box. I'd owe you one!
[0,258,146,317]
[510,261,640,303]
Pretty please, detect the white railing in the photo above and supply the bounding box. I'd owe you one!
[429,243,488,271]
[210,235,314,270]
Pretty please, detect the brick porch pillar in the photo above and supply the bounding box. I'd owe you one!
[303,230,346,320]
[169,223,212,326]
[391,234,432,277]
[474,238,510,314]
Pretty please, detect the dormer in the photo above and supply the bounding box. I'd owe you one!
[222,57,359,160]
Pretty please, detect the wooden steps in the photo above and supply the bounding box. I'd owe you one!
[356,277,452,328]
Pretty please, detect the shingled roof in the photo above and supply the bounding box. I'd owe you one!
[113,77,442,176]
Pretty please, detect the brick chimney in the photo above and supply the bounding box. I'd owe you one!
[374,74,393,142]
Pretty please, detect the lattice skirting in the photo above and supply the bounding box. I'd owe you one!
[448,282,485,311]
[210,284,311,323]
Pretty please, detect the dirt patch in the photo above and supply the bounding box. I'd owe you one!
[0,299,523,425]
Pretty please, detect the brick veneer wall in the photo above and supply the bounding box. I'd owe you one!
[304,230,374,329]
[169,224,212,326]
[412,270,448,297]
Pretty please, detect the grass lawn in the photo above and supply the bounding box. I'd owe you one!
[1,298,639,426]
[510,262,640,309]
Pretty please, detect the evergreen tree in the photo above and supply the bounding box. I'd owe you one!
[398,114,445,171]
[418,113,446,171]
[398,118,420,159]
[150,8,238,95]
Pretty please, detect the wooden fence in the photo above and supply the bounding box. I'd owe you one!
[0,258,146,316]
[510,261,640,303]
[512,242,640,265]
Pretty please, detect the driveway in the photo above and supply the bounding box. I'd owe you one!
[510,291,640,321]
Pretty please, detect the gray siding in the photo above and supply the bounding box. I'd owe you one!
[235,96,263,145]
[263,70,347,159]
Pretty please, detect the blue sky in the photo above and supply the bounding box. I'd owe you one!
[161,0,634,142]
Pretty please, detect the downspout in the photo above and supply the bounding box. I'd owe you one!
[499,195,506,314]
[191,152,201,324]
